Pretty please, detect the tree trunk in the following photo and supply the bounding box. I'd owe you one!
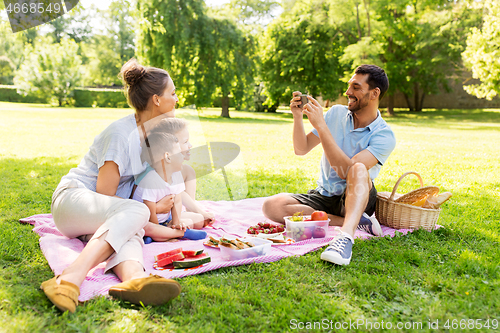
[419,93,425,112]
[363,0,370,37]
[220,95,230,118]
[414,83,421,112]
[386,94,394,116]
[403,93,414,111]
[355,2,362,40]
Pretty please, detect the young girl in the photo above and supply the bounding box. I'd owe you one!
[133,118,207,242]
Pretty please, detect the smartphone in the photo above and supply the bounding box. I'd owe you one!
[299,94,308,108]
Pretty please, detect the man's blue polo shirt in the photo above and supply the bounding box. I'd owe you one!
[311,105,396,196]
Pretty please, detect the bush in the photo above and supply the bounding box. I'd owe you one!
[73,88,129,108]
[0,85,129,108]
[0,85,48,103]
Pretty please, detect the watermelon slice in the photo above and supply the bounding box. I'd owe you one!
[172,253,211,269]
[154,248,183,261]
[156,252,185,267]
[182,249,204,258]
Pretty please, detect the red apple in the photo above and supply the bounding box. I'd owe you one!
[311,211,328,221]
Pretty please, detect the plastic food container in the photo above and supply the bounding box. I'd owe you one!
[219,237,272,261]
[284,216,330,241]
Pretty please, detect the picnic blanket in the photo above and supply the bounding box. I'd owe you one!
[20,197,438,302]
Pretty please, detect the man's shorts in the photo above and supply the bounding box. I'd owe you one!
[290,183,377,217]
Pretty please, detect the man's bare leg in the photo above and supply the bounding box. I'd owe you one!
[340,163,371,237]
[262,194,316,223]
[263,194,348,225]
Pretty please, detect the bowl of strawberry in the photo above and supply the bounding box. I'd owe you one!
[247,222,285,239]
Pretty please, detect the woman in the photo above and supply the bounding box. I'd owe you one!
[41,59,181,313]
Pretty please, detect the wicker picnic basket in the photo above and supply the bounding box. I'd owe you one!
[375,172,441,231]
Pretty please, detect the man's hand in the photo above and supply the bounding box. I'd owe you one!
[156,194,175,214]
[303,96,327,130]
[290,91,305,118]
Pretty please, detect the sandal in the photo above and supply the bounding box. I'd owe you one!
[108,274,181,306]
[40,275,80,313]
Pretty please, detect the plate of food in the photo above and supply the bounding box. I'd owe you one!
[218,237,272,261]
[203,236,221,248]
[247,222,286,239]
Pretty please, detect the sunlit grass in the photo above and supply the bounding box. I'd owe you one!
[0,103,499,332]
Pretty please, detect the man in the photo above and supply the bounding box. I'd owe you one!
[262,64,396,266]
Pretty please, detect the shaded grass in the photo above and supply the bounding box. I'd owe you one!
[0,104,499,332]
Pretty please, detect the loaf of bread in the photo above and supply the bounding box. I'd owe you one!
[423,192,452,209]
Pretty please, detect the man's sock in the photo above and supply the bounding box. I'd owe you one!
[183,229,207,240]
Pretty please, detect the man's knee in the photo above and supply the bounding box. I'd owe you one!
[347,162,369,182]
[346,163,371,197]
[262,194,289,217]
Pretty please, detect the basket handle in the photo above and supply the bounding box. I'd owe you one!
[389,171,424,201]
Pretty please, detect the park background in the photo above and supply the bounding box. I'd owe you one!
[1,0,499,332]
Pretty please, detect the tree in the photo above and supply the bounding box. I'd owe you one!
[108,0,136,64]
[137,0,256,117]
[48,4,93,44]
[0,19,27,84]
[14,38,82,106]
[80,1,136,87]
[341,0,481,112]
[462,0,500,100]
[260,0,347,109]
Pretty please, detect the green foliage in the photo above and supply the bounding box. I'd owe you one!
[80,1,135,87]
[260,0,346,107]
[336,0,482,111]
[0,19,27,84]
[137,0,256,117]
[227,0,281,25]
[14,38,82,106]
[81,35,124,87]
[73,88,129,108]
[47,4,94,44]
[0,85,48,103]
[462,0,500,100]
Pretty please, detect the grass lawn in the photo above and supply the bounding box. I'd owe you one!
[0,102,499,332]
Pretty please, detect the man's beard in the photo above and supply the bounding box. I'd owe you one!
[348,92,370,112]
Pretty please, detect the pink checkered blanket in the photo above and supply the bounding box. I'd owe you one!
[20,197,434,302]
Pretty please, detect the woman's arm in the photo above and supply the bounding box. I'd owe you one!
[96,161,120,197]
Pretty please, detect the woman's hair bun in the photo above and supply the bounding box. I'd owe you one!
[120,58,147,87]
[119,58,171,112]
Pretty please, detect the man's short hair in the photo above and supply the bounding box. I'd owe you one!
[354,65,389,100]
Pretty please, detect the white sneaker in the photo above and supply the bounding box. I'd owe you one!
[356,213,383,237]
[320,227,354,265]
